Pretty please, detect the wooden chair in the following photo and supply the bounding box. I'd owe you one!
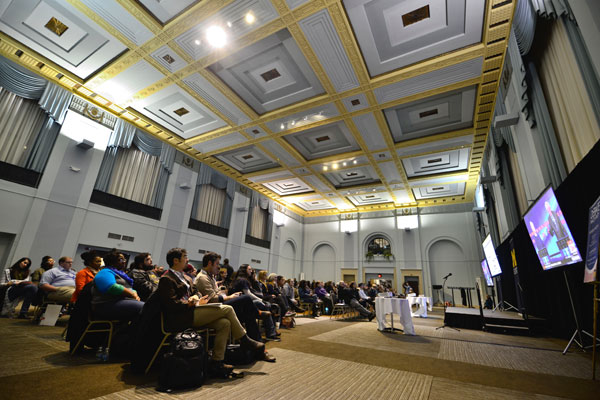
[70,313,120,355]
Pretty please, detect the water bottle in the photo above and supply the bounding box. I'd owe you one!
[102,347,109,362]
[96,347,103,361]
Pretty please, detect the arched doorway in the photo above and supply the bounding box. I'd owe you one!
[428,239,468,305]
[279,239,296,278]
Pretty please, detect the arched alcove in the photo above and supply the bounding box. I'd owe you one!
[312,242,336,282]
[279,239,296,278]
[428,238,469,304]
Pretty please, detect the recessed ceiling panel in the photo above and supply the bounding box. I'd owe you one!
[175,0,279,60]
[81,0,154,45]
[283,121,360,161]
[135,0,199,24]
[408,173,469,187]
[324,165,381,188]
[208,29,325,114]
[385,86,476,143]
[248,170,294,183]
[397,135,473,157]
[413,182,466,199]
[96,60,165,103]
[151,45,188,73]
[260,140,302,167]
[262,177,313,196]
[192,132,247,154]
[344,0,485,76]
[0,0,127,79]
[348,191,393,206]
[378,161,403,185]
[215,145,280,174]
[302,175,334,193]
[133,84,227,139]
[403,148,470,178]
[295,198,335,211]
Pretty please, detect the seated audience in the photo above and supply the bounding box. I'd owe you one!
[183,264,197,280]
[267,273,295,318]
[30,256,54,285]
[314,281,333,315]
[1,257,37,318]
[231,265,280,341]
[281,278,304,313]
[71,250,102,304]
[39,256,76,303]
[358,283,375,309]
[128,253,160,302]
[338,281,375,321]
[298,280,320,317]
[194,252,275,362]
[221,258,234,287]
[157,248,265,374]
[92,251,143,321]
[484,295,494,309]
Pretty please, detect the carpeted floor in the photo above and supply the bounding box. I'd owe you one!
[0,310,598,400]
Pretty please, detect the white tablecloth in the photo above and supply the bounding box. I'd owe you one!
[375,297,415,335]
[408,296,432,318]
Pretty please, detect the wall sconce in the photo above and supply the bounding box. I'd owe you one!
[179,182,191,190]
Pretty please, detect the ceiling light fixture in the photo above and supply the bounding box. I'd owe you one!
[323,166,328,171]
[245,12,255,24]
[332,163,339,170]
[342,162,347,167]
[194,39,201,45]
[227,21,232,28]
[353,160,357,164]
[206,26,227,48]
[291,120,296,126]
[280,123,285,130]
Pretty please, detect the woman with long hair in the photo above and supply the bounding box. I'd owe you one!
[70,250,102,304]
[1,257,38,318]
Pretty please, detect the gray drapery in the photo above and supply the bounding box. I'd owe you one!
[38,82,72,125]
[23,118,60,172]
[193,163,236,228]
[530,0,569,19]
[95,119,176,209]
[507,31,533,127]
[526,62,567,188]
[492,85,517,152]
[0,57,46,99]
[512,0,536,55]
[247,191,273,241]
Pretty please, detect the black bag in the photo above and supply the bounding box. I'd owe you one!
[157,329,207,391]
[224,343,255,365]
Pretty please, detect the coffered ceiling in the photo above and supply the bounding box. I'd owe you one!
[0,0,515,217]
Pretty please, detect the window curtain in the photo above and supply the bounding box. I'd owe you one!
[0,56,73,173]
[94,119,176,209]
[247,191,273,241]
[532,2,600,172]
[513,0,537,55]
[192,163,236,228]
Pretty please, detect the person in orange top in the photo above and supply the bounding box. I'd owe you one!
[70,250,102,303]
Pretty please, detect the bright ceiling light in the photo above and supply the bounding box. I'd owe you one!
[245,12,255,24]
[323,166,328,171]
[342,162,347,167]
[206,26,227,48]
[291,120,296,126]
[353,160,357,164]
[332,163,339,170]
[194,39,201,45]
[227,21,232,28]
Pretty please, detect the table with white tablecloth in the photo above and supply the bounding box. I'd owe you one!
[407,296,432,318]
[375,297,415,335]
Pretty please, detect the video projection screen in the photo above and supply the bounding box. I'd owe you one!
[481,259,494,286]
[524,186,582,270]
[482,234,502,277]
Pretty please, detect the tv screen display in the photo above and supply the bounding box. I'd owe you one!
[481,259,494,287]
[524,186,582,270]
[482,234,502,277]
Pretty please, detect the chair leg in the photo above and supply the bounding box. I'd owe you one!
[145,335,170,374]
[106,322,114,351]
[71,327,89,355]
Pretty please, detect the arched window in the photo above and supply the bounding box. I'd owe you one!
[367,237,391,255]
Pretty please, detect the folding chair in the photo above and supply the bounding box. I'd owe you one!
[70,313,119,355]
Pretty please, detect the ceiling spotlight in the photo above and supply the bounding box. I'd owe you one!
[291,120,296,126]
[280,123,285,130]
[206,25,227,48]
[227,21,232,28]
[372,188,376,192]
[323,166,328,171]
[342,162,347,167]
[332,163,339,170]
[304,116,308,121]
[194,39,201,45]
[353,160,357,164]
[245,12,256,24]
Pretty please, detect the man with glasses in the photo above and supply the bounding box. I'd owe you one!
[39,256,76,304]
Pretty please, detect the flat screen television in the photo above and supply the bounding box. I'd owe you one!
[482,234,502,277]
[524,186,582,270]
[481,259,494,287]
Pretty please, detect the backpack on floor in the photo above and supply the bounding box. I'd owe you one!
[157,329,207,391]
[281,315,296,328]
[224,343,255,365]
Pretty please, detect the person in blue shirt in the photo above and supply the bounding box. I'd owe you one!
[39,256,76,304]
[92,251,143,321]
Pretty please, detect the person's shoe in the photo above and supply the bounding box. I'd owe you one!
[284,310,296,317]
[265,335,281,342]
[368,312,376,322]
[208,359,234,377]
[240,334,265,352]
[258,310,272,320]
[274,330,281,336]
[258,351,276,362]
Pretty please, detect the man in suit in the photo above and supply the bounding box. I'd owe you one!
[194,251,275,362]
[544,201,571,258]
[156,248,264,374]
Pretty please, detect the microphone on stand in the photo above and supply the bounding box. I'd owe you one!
[443,273,453,280]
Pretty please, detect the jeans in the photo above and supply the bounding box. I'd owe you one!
[252,299,277,337]
[224,294,261,342]
[8,283,38,316]
[93,298,144,321]
[350,298,371,318]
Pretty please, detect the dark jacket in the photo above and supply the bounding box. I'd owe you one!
[156,270,197,332]
[129,269,159,302]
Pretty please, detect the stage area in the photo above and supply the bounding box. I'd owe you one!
[0,309,597,400]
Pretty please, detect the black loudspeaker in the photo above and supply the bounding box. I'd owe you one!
[432,285,443,290]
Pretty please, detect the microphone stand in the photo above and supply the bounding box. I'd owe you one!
[436,275,459,331]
